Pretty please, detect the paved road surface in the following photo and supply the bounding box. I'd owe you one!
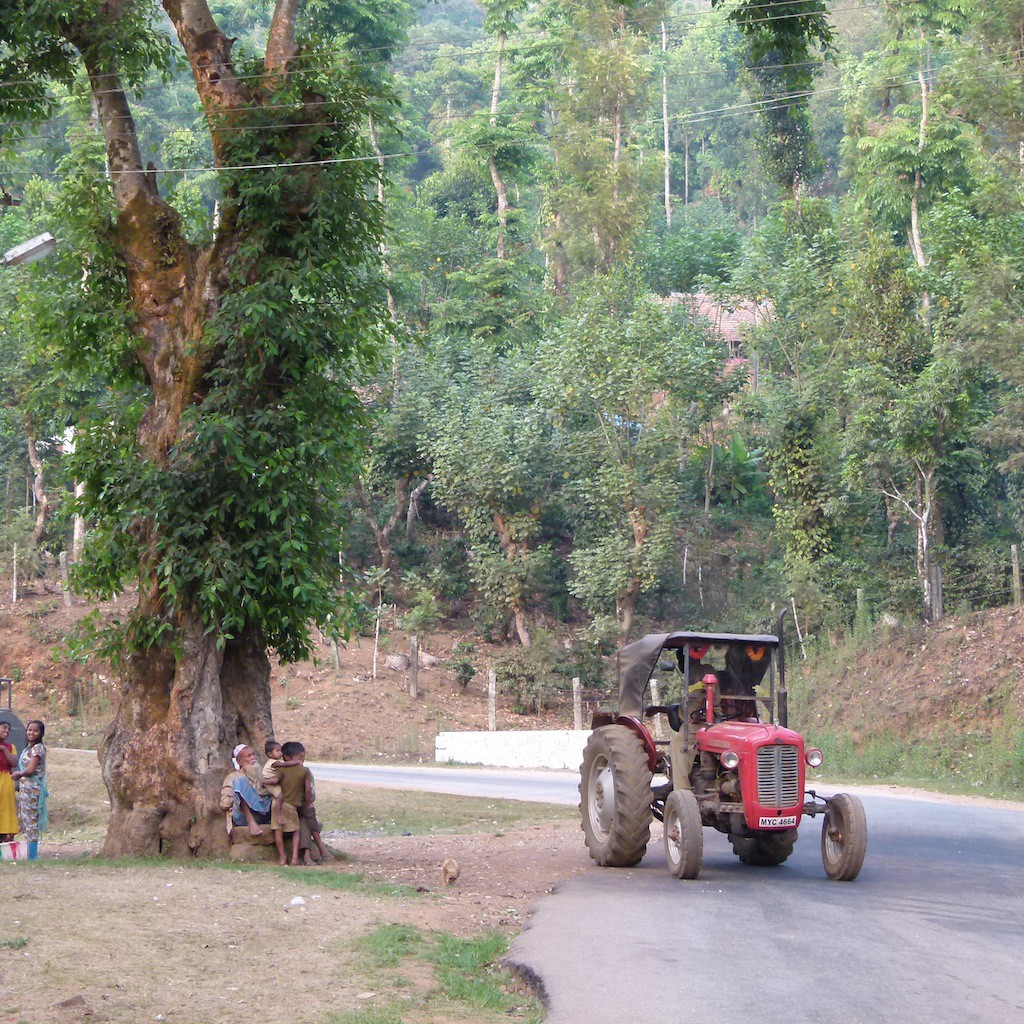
[309,761,580,805]
[510,789,1024,1024]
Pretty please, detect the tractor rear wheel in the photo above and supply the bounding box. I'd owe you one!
[579,725,653,867]
[728,828,798,866]
[663,789,703,879]
[821,793,867,881]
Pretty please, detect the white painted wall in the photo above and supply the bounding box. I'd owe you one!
[435,729,590,770]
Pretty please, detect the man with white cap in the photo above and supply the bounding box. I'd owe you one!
[219,743,272,836]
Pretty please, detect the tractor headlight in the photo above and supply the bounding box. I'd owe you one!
[805,747,824,768]
[721,750,739,770]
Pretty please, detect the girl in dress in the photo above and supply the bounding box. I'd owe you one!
[11,719,47,843]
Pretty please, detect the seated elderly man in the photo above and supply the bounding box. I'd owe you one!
[220,743,272,837]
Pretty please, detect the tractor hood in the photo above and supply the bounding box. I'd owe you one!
[696,720,804,753]
[617,630,779,716]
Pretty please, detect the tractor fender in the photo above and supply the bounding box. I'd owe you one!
[613,715,660,773]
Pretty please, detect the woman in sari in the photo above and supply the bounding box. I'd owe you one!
[0,720,18,841]
[11,719,47,842]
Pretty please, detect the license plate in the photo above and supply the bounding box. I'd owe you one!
[758,815,797,828]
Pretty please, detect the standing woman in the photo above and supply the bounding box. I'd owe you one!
[11,720,47,844]
[0,721,18,841]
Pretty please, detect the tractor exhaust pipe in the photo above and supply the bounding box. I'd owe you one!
[777,608,788,729]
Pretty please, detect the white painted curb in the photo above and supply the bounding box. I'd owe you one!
[435,729,590,770]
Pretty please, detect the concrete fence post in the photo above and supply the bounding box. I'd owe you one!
[409,636,419,698]
[488,669,497,732]
[650,680,663,740]
[572,677,582,730]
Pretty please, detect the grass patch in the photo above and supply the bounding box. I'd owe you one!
[348,924,543,1024]
[788,628,1024,801]
[426,930,524,1013]
[325,1010,408,1024]
[356,923,425,968]
[0,937,29,950]
[313,784,573,838]
[43,749,574,847]
[44,748,111,843]
[809,727,1024,801]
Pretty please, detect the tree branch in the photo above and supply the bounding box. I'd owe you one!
[266,0,301,73]
[162,0,254,164]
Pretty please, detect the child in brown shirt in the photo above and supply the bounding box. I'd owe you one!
[264,741,312,866]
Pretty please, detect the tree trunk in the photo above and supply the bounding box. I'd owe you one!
[369,114,398,322]
[490,31,508,260]
[406,476,431,542]
[916,465,934,621]
[355,475,410,575]
[910,35,932,333]
[661,21,671,229]
[684,132,690,206]
[493,511,531,648]
[59,1,360,857]
[618,506,648,638]
[617,588,638,639]
[100,622,271,858]
[26,437,48,544]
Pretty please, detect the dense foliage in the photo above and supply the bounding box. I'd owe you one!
[4,0,1024,679]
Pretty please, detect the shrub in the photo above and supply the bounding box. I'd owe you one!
[451,641,477,690]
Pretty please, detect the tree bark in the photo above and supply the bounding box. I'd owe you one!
[489,31,508,260]
[493,511,531,648]
[26,437,48,544]
[910,31,932,333]
[100,622,270,857]
[617,506,648,638]
[355,474,411,575]
[72,480,87,563]
[406,476,431,541]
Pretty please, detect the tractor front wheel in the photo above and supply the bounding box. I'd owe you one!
[579,725,653,867]
[821,793,867,881]
[728,828,798,866]
[663,789,703,879]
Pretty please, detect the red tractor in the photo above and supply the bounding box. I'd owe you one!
[579,616,867,881]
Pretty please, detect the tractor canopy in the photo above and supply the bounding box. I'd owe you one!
[617,630,780,717]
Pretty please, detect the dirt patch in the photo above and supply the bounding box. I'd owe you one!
[1,816,590,1024]
[335,818,592,931]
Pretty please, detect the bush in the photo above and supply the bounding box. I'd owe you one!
[398,574,441,636]
[494,646,557,715]
[451,640,477,690]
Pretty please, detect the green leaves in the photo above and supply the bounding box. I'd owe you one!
[714,0,834,190]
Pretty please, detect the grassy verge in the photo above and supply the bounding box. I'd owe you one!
[335,924,542,1024]
[789,628,1024,801]
[44,748,573,846]
[803,726,1024,801]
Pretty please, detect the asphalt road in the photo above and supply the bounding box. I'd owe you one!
[309,763,1024,1024]
[309,761,581,805]
[510,788,1024,1024]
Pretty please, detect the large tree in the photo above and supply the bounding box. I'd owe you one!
[0,1,391,856]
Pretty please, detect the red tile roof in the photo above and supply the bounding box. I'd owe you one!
[667,292,773,354]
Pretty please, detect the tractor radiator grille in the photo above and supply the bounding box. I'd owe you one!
[756,745,800,807]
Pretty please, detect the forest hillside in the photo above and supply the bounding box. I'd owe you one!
[4,574,1022,797]
[4,1,1024,824]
